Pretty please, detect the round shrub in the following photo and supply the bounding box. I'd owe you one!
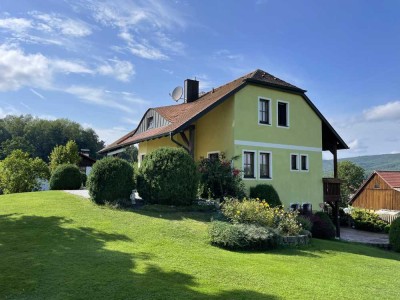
[50,164,82,190]
[137,147,198,206]
[87,157,134,205]
[209,221,279,250]
[389,217,400,252]
[311,212,336,239]
[249,184,281,207]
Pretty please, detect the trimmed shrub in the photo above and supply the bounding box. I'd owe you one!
[50,164,82,190]
[87,157,134,205]
[350,208,388,232]
[389,217,400,252]
[137,147,198,206]
[310,212,336,240]
[209,221,279,250]
[221,198,302,236]
[249,184,282,207]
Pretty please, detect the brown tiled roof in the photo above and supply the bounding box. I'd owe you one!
[99,69,347,154]
[376,171,400,188]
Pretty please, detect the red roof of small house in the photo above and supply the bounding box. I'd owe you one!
[99,69,348,154]
[376,171,400,188]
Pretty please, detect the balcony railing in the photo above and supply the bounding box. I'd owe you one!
[323,178,342,203]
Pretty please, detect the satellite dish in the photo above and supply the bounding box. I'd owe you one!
[170,86,183,102]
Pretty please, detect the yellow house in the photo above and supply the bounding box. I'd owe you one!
[100,69,348,210]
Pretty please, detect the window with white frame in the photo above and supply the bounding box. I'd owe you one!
[277,101,289,127]
[243,151,255,179]
[259,152,272,179]
[300,155,309,171]
[290,154,299,171]
[259,98,271,125]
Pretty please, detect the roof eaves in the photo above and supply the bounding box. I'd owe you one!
[245,78,307,93]
[172,81,247,134]
[349,172,376,204]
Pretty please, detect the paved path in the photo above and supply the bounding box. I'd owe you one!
[340,227,389,246]
[64,189,90,199]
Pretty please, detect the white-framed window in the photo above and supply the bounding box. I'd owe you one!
[242,150,256,179]
[290,154,299,171]
[258,97,271,125]
[207,151,220,160]
[259,151,272,179]
[277,100,289,128]
[146,116,154,130]
[300,154,309,171]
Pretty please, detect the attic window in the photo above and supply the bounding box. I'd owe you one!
[374,183,380,189]
[146,117,154,130]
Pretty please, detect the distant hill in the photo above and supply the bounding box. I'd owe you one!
[323,153,400,176]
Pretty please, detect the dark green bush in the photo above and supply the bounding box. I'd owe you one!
[80,172,87,187]
[87,157,134,205]
[249,184,282,207]
[389,217,400,252]
[137,147,198,206]
[209,221,279,250]
[50,164,82,190]
[311,212,336,240]
[351,208,388,232]
[297,215,313,231]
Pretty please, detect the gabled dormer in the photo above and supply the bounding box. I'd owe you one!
[136,109,171,135]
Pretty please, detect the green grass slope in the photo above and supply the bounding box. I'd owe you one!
[1,191,400,299]
[324,153,400,176]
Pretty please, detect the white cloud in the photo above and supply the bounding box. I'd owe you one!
[30,88,46,100]
[81,0,186,60]
[0,17,32,32]
[29,12,92,37]
[65,85,135,113]
[0,45,52,91]
[0,44,136,91]
[97,59,135,82]
[363,101,400,122]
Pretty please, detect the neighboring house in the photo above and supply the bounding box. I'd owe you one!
[79,150,96,175]
[99,69,348,209]
[350,171,400,211]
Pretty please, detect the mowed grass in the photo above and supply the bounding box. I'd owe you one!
[1,192,399,300]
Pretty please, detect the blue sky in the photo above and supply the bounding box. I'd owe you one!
[0,0,399,158]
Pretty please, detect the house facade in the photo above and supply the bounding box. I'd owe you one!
[350,171,400,211]
[100,69,348,209]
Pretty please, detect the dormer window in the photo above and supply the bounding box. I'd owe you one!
[146,117,154,130]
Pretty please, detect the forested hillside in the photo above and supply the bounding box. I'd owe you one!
[323,153,400,176]
[0,115,105,161]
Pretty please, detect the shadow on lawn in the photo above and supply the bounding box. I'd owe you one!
[131,204,215,223]
[0,214,276,299]
[271,238,400,261]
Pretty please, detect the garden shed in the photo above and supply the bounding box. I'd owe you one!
[350,171,400,211]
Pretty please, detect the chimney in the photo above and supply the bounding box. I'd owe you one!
[184,79,199,103]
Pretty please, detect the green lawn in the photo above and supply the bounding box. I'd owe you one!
[1,191,399,300]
